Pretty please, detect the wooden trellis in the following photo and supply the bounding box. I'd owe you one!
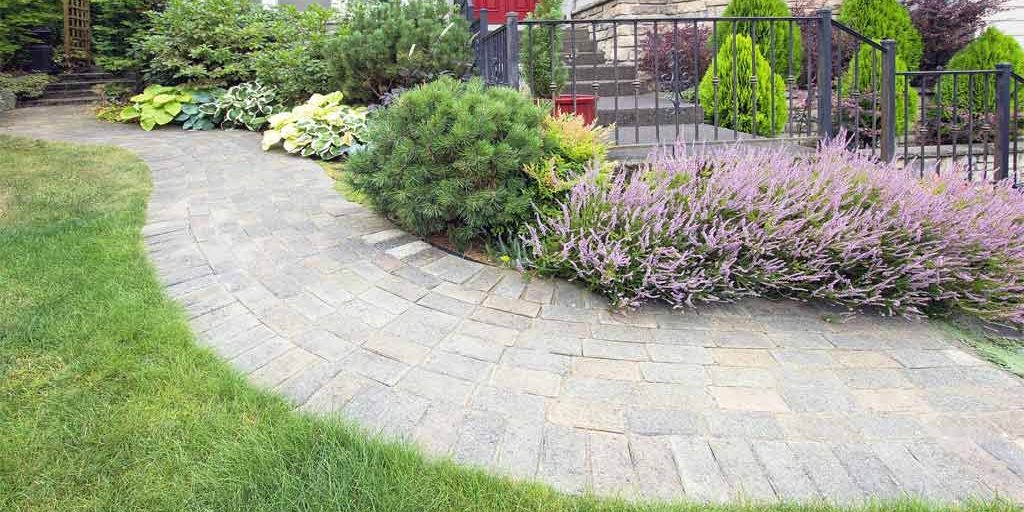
[63,0,92,67]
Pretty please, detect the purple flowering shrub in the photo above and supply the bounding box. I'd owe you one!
[523,138,1024,323]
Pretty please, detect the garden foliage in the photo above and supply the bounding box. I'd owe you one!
[90,0,165,73]
[939,27,1024,112]
[520,0,568,97]
[0,73,55,99]
[118,84,192,131]
[639,25,711,94]
[523,138,1024,324]
[837,0,923,70]
[324,0,473,104]
[346,78,548,246]
[249,5,335,107]
[907,0,1006,72]
[174,89,223,131]
[262,92,368,160]
[526,114,613,205]
[698,34,789,136]
[0,0,61,68]
[710,0,803,78]
[199,81,283,131]
[839,43,919,137]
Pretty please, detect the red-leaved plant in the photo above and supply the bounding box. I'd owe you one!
[907,0,1006,72]
[523,137,1024,324]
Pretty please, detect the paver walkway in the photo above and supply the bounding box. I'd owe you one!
[4,106,1024,505]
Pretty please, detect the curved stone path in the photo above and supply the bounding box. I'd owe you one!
[5,106,1024,504]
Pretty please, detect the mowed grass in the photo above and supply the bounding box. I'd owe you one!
[0,134,1019,512]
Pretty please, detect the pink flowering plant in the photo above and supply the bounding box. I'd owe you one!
[522,138,1024,323]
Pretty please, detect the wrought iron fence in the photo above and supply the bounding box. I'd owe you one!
[463,6,1023,185]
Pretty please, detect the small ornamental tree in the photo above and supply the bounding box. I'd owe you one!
[837,0,923,70]
[939,27,1024,111]
[698,34,789,137]
[324,0,473,105]
[907,0,1006,72]
[346,78,548,246]
[520,0,568,97]
[840,43,919,137]
[710,0,803,79]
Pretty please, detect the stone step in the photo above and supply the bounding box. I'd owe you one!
[20,94,99,107]
[558,78,642,97]
[38,89,103,100]
[596,93,702,126]
[61,71,119,81]
[569,63,638,81]
[46,78,133,92]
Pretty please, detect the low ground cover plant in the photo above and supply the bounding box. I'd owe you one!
[200,81,283,131]
[118,84,193,131]
[261,91,368,160]
[523,138,1024,324]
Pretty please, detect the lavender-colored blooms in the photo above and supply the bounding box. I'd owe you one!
[523,138,1024,323]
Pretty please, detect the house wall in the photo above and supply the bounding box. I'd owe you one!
[988,0,1024,47]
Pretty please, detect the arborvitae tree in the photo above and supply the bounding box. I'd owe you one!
[838,0,923,70]
[711,0,803,80]
[840,43,919,136]
[346,78,548,246]
[520,0,568,97]
[940,27,1024,111]
[698,34,789,136]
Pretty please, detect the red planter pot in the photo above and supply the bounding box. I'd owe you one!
[552,94,598,125]
[472,0,537,21]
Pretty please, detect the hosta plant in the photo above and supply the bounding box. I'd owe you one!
[118,84,193,131]
[261,92,369,160]
[523,137,1024,325]
[175,89,225,131]
[199,81,283,131]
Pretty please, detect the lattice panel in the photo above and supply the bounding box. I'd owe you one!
[63,0,92,66]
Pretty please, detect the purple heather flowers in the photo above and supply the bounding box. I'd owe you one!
[523,138,1024,324]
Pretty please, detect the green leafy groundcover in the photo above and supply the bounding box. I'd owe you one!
[0,134,1020,512]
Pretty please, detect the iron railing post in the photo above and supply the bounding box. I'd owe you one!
[479,9,490,81]
[996,62,1012,181]
[880,39,896,162]
[817,8,833,139]
[505,12,519,89]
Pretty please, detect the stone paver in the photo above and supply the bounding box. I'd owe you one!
[6,106,1024,505]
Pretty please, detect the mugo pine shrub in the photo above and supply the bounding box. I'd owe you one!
[710,0,803,79]
[837,0,923,70]
[939,27,1024,112]
[698,34,789,136]
[523,139,1024,324]
[324,0,473,104]
[839,43,919,137]
[346,78,548,246]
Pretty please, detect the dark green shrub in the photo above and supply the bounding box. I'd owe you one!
[710,0,803,79]
[698,34,789,136]
[90,0,165,73]
[0,0,61,68]
[939,27,1024,111]
[840,43,918,136]
[520,0,567,97]
[837,0,923,70]
[323,0,473,105]
[249,5,334,106]
[347,77,547,246]
[0,73,56,98]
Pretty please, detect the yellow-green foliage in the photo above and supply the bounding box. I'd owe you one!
[711,0,803,79]
[841,43,919,136]
[838,0,923,70]
[699,34,789,137]
[526,114,614,200]
[940,27,1024,111]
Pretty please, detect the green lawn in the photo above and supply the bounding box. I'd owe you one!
[0,134,1018,512]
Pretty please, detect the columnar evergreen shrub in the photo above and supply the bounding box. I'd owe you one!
[839,43,919,137]
[698,34,789,136]
[346,78,548,246]
[710,0,803,79]
[939,27,1024,111]
[837,0,923,70]
[323,0,473,105]
[523,139,1024,324]
[520,0,567,97]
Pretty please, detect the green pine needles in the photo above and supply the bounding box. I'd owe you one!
[346,78,548,246]
[699,34,789,137]
[940,27,1024,111]
[837,0,923,70]
[520,0,568,97]
[840,43,919,136]
[711,0,803,80]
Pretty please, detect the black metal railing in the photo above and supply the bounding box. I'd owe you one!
[462,6,1022,185]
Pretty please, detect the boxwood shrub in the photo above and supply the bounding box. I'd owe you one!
[346,77,548,246]
[698,34,789,136]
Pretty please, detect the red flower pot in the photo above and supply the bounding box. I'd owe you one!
[552,94,598,125]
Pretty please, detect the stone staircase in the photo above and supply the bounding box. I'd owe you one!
[21,69,133,108]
